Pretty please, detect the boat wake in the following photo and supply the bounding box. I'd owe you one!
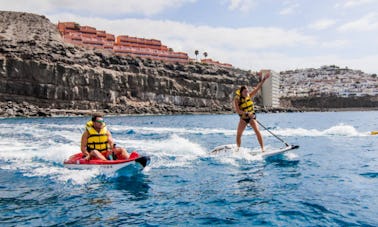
[209,145,299,166]
[272,124,368,137]
[117,134,207,169]
[111,123,369,137]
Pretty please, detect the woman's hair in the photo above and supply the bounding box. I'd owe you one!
[240,86,247,94]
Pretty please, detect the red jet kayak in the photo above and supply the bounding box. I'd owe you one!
[64,151,150,172]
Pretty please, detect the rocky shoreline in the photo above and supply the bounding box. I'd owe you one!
[2,100,376,119]
[0,101,261,118]
[0,100,227,118]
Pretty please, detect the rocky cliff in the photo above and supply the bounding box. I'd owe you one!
[0,11,258,117]
[281,95,378,110]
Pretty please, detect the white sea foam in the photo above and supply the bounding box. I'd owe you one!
[209,143,302,165]
[210,146,265,166]
[117,134,206,168]
[0,137,99,184]
[1,122,368,140]
[110,125,238,136]
[275,124,368,137]
[0,122,99,184]
[285,152,298,159]
[111,123,368,137]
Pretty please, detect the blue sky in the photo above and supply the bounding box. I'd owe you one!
[1,0,378,73]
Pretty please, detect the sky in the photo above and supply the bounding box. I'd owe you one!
[1,0,378,73]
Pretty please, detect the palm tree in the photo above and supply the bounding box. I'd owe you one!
[203,52,208,59]
[194,50,199,61]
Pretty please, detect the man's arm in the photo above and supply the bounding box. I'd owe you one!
[81,130,89,156]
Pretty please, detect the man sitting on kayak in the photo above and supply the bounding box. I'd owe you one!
[81,113,129,161]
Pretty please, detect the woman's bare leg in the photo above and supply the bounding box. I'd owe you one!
[249,119,264,152]
[236,119,248,148]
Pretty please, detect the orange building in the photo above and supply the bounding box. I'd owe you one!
[57,22,189,64]
[201,58,233,68]
[57,22,231,67]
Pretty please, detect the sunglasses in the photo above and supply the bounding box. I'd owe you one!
[95,119,104,123]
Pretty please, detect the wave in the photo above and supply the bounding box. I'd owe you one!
[110,125,237,136]
[0,139,97,185]
[273,124,368,137]
[116,134,206,169]
[0,122,113,184]
[112,123,369,137]
[209,145,299,167]
[1,122,367,140]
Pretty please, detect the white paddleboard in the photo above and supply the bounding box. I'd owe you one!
[260,145,299,158]
[210,144,299,158]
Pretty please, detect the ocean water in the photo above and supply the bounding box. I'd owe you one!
[0,111,377,226]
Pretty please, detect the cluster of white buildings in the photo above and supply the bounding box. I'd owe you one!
[279,65,378,98]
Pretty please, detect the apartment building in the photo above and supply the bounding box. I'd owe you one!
[57,22,233,68]
[261,70,280,108]
[57,22,189,64]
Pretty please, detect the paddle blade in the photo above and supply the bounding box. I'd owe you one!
[291,145,300,150]
[135,156,150,168]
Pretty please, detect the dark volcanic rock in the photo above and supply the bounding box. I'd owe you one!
[281,95,378,110]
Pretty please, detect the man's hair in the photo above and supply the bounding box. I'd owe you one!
[91,112,104,122]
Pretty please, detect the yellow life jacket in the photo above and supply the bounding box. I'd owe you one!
[235,89,255,119]
[86,120,109,152]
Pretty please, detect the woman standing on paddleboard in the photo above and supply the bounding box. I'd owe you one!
[234,72,270,152]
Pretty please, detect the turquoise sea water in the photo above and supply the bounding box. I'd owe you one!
[0,111,377,226]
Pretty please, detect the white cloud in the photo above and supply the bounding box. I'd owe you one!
[309,19,337,30]
[336,0,375,8]
[227,0,257,12]
[0,0,196,16]
[237,52,378,73]
[338,13,378,32]
[279,2,299,15]
[320,40,349,48]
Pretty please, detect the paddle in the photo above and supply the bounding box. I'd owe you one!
[256,120,299,149]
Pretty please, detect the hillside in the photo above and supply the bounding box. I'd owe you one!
[280,65,377,97]
[280,65,378,110]
[0,11,258,117]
